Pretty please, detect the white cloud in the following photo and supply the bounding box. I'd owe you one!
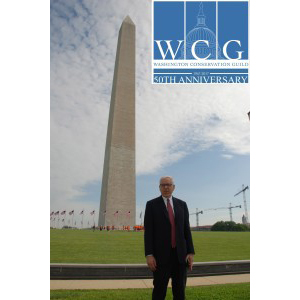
[51,0,249,211]
[221,154,234,160]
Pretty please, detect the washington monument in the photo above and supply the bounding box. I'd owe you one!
[98,16,136,228]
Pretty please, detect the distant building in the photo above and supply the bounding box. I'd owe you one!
[191,225,212,231]
[242,214,247,225]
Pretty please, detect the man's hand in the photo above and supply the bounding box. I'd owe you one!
[146,255,157,272]
[186,254,194,271]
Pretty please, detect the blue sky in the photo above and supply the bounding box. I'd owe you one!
[50,0,249,227]
[73,145,249,227]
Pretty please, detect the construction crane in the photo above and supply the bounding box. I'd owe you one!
[190,208,203,227]
[234,184,249,223]
[204,203,241,222]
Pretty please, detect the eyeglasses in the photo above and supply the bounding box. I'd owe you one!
[160,184,173,188]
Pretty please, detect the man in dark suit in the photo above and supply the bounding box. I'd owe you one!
[144,176,195,300]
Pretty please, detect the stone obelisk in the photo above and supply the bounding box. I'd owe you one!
[98,16,135,228]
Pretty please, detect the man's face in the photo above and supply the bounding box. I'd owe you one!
[159,177,175,198]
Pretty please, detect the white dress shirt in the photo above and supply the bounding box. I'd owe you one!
[162,196,174,215]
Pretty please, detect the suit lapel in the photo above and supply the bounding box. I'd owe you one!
[173,197,179,221]
[158,196,169,221]
[173,197,184,228]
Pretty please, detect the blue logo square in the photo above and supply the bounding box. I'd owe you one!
[152,1,249,84]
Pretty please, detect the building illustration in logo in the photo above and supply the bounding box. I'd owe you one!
[180,2,222,59]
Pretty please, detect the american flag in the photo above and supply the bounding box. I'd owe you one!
[80,210,84,215]
[114,210,119,216]
[69,210,74,215]
[90,210,95,215]
[61,210,66,215]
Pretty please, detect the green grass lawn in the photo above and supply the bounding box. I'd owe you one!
[50,283,250,299]
[50,229,249,264]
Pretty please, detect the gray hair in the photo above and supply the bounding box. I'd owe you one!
[159,176,175,185]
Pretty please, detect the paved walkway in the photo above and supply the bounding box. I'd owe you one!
[51,274,250,290]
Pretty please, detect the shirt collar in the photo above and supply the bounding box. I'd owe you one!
[162,195,173,206]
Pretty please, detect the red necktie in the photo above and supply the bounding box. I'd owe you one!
[167,199,176,248]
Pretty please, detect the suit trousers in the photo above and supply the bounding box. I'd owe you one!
[152,248,187,300]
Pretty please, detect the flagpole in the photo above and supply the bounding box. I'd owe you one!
[103,211,106,228]
[114,211,119,230]
[81,210,84,229]
[57,211,60,229]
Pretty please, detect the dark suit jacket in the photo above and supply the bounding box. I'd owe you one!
[144,196,195,265]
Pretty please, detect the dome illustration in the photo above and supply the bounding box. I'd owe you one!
[181,2,222,59]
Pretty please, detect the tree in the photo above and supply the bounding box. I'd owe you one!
[211,221,250,232]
